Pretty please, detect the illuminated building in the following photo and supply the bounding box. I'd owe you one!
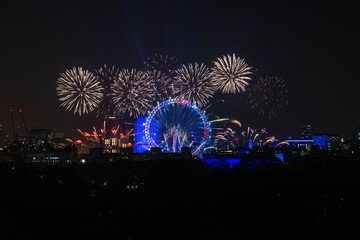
[104,112,133,153]
[285,139,313,151]
[31,129,53,146]
[29,153,62,165]
[301,124,312,140]
[77,143,90,155]
[313,134,340,150]
[149,147,192,160]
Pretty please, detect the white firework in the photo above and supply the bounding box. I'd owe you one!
[112,69,154,118]
[211,54,252,94]
[94,64,120,117]
[147,69,174,101]
[56,67,103,116]
[174,63,216,107]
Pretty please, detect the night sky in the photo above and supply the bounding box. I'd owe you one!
[1,0,359,140]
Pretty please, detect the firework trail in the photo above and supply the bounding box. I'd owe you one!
[211,54,252,94]
[263,138,274,146]
[230,119,242,128]
[56,67,103,116]
[247,76,289,119]
[275,142,290,148]
[174,63,216,107]
[112,69,154,118]
[94,64,120,117]
[208,118,230,124]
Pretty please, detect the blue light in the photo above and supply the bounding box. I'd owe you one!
[275,153,284,161]
[285,139,313,143]
[143,98,210,155]
[248,138,253,149]
[203,158,241,170]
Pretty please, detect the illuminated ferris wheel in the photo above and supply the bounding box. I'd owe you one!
[144,98,211,156]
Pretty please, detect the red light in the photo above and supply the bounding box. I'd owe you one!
[127,143,133,147]
[75,140,82,144]
[19,109,22,113]
[93,131,98,139]
[83,132,91,137]
[120,133,126,139]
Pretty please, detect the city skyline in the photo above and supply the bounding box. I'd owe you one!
[1,0,359,139]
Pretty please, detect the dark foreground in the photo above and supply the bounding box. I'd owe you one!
[1,157,359,239]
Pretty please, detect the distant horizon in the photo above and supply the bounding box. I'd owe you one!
[1,106,356,142]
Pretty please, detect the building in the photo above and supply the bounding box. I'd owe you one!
[30,129,53,146]
[301,124,312,140]
[104,112,134,153]
[352,127,360,141]
[150,147,193,161]
[25,146,77,165]
[285,139,313,151]
[313,134,340,150]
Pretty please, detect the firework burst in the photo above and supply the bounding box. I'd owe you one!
[112,69,154,118]
[56,67,103,116]
[247,76,289,119]
[174,63,216,107]
[147,69,174,101]
[94,64,120,117]
[144,53,179,76]
[211,54,252,94]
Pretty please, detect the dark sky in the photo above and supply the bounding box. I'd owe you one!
[1,0,359,140]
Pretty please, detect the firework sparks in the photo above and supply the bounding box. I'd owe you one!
[112,69,154,118]
[147,69,174,100]
[247,76,289,119]
[94,65,120,117]
[144,53,179,76]
[211,54,252,94]
[56,67,103,116]
[144,98,209,155]
[174,63,216,107]
[213,130,239,150]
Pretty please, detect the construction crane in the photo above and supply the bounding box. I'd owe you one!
[19,109,32,143]
[10,108,33,145]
